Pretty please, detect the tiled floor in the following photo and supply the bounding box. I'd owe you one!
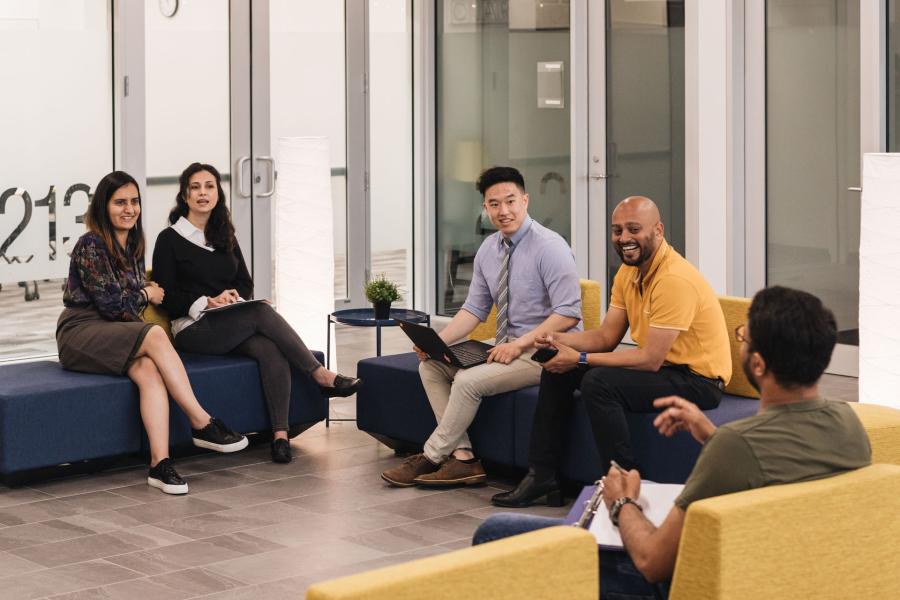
[0,319,859,599]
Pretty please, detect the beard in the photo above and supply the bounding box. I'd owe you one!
[742,353,761,393]
[614,241,654,266]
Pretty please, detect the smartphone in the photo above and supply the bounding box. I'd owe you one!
[530,347,559,362]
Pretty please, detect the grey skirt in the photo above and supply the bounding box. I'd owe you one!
[56,307,154,375]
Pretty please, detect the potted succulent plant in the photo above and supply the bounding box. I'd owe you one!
[364,274,402,319]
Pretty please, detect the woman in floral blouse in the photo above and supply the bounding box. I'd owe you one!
[57,171,247,495]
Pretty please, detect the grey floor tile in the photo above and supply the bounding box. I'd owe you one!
[0,551,44,578]
[204,539,388,586]
[0,487,54,510]
[341,512,484,554]
[9,532,151,568]
[190,474,353,510]
[143,566,246,597]
[244,508,416,547]
[152,500,311,540]
[0,520,98,552]
[43,577,196,600]
[0,559,141,600]
[104,532,283,576]
[112,497,229,526]
[28,469,147,499]
[111,469,265,504]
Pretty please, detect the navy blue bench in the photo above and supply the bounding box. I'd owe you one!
[0,351,327,481]
[356,353,759,484]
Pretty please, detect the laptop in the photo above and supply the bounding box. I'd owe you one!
[396,319,494,368]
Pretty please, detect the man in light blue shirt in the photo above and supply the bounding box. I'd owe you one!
[382,166,582,488]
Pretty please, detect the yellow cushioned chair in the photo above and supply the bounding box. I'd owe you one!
[468,278,602,341]
[670,463,900,599]
[716,295,758,399]
[849,403,900,465]
[304,526,598,600]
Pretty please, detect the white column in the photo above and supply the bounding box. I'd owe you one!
[274,137,335,363]
[859,153,900,409]
[685,0,733,294]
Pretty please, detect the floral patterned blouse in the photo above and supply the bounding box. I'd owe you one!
[63,232,148,322]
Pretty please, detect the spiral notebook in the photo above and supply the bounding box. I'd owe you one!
[564,481,684,550]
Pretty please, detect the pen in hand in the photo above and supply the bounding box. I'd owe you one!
[610,460,628,474]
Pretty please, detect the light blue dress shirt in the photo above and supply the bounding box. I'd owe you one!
[461,217,582,338]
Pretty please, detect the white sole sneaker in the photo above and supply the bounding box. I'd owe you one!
[148,476,189,495]
[191,435,249,453]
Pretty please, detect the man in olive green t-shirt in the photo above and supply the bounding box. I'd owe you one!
[473,286,871,597]
[601,285,871,588]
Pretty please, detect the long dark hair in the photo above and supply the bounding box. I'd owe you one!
[169,162,236,252]
[85,171,145,271]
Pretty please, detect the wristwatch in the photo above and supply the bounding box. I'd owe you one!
[578,351,589,366]
[609,497,643,527]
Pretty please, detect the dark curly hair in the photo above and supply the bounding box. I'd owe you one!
[747,286,837,387]
[476,166,526,196]
[169,162,236,252]
[85,171,145,271]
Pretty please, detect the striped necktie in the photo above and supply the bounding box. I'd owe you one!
[496,237,511,344]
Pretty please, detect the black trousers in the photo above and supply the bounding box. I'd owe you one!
[175,302,323,432]
[528,365,722,473]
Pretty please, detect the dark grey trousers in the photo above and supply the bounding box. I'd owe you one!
[175,302,322,431]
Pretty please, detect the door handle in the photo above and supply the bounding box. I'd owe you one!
[235,156,251,198]
[847,187,862,192]
[256,156,275,198]
[589,173,609,180]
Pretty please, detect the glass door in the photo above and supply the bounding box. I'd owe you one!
[587,0,686,304]
[765,0,860,374]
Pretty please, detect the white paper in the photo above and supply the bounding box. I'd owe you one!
[588,482,684,550]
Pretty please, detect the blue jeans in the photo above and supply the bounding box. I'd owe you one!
[473,513,670,600]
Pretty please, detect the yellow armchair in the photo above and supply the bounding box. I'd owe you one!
[670,463,900,600]
[305,525,598,600]
[141,270,174,340]
[469,278,602,341]
[717,295,758,399]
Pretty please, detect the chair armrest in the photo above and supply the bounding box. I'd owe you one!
[670,464,900,600]
[305,526,598,600]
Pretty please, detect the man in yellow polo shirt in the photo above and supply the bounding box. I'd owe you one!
[493,196,731,508]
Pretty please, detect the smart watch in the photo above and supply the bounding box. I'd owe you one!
[578,351,589,366]
[609,497,643,527]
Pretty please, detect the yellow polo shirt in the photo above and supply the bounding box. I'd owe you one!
[609,240,732,383]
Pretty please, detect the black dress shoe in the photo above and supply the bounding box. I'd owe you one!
[319,374,363,398]
[271,438,292,463]
[491,469,563,508]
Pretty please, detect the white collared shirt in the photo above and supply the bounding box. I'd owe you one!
[169,217,214,335]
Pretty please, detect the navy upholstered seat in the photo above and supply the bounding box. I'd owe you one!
[357,352,759,484]
[0,351,327,479]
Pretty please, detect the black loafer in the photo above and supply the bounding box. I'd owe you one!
[271,438,292,464]
[491,469,563,508]
[319,374,362,398]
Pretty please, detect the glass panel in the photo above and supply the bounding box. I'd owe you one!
[605,0,685,293]
[890,0,900,151]
[369,0,413,308]
[0,1,113,362]
[144,1,230,263]
[436,0,571,315]
[270,0,348,300]
[766,0,860,345]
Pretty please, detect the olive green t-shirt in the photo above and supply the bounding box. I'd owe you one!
[675,398,872,509]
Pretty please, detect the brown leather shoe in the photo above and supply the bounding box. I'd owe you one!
[381,453,440,487]
[413,457,486,487]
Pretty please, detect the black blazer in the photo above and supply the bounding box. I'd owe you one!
[152,227,253,319]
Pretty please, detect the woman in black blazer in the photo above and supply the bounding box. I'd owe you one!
[152,162,361,463]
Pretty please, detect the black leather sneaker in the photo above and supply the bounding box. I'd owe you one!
[148,458,189,495]
[271,438,292,464]
[191,417,249,453]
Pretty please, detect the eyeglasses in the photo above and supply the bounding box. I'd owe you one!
[735,324,747,343]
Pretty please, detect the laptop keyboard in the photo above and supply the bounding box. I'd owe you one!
[451,343,490,366]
